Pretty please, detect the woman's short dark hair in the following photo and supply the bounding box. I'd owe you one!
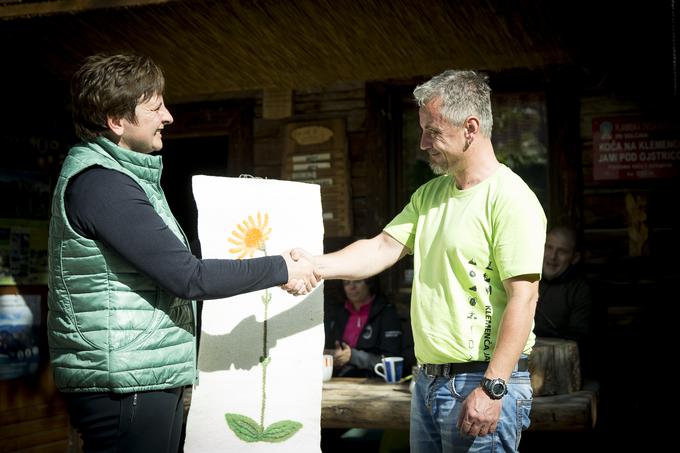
[71,53,165,141]
[340,276,381,298]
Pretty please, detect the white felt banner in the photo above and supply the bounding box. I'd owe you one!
[185,176,325,452]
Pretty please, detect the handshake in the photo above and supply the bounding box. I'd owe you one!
[281,248,319,296]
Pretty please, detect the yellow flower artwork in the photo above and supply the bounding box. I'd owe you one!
[224,211,302,443]
[228,212,272,258]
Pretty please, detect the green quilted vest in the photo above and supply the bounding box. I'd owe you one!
[48,137,197,393]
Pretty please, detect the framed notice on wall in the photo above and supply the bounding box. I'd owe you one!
[282,119,352,237]
[592,116,680,180]
[0,218,48,286]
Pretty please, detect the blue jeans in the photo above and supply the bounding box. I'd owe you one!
[410,368,532,453]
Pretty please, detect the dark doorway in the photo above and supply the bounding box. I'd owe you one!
[159,135,230,257]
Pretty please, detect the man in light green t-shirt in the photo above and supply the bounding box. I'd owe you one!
[290,70,545,452]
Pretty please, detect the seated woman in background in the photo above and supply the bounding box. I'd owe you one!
[324,277,403,377]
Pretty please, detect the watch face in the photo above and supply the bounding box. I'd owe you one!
[491,382,505,396]
[482,378,507,399]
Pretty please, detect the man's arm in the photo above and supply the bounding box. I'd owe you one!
[314,232,409,280]
[486,275,539,381]
[458,275,539,437]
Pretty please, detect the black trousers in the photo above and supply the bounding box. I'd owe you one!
[64,387,185,453]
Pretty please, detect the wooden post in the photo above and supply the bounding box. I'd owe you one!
[529,337,582,396]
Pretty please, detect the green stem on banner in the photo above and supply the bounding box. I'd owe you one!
[260,289,270,428]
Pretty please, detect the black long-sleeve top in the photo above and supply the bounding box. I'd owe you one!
[64,167,288,300]
[534,266,592,343]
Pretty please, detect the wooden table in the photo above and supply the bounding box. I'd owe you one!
[321,378,411,430]
[321,377,598,432]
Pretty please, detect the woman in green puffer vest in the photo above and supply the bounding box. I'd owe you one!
[48,53,317,453]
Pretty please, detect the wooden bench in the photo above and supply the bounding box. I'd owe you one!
[529,380,599,431]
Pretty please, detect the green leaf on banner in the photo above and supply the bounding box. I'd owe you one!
[261,420,303,442]
[225,413,263,442]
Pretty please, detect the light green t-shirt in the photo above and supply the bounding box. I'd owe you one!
[384,164,546,364]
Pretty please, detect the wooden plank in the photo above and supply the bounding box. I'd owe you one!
[4,433,71,452]
[1,422,70,452]
[253,138,282,166]
[350,177,370,197]
[262,89,292,120]
[295,99,366,115]
[0,412,69,440]
[252,165,281,180]
[253,118,286,139]
[295,82,365,96]
[0,400,68,426]
[321,379,411,430]
[295,88,366,103]
[529,386,598,431]
[346,110,367,132]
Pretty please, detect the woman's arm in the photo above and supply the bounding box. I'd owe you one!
[66,167,289,300]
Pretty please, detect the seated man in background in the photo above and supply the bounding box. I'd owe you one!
[324,277,403,377]
[535,225,593,369]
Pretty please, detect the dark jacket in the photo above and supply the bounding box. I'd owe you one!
[535,265,592,344]
[324,294,403,377]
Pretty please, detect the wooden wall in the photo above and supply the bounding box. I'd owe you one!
[251,82,392,302]
[576,94,676,442]
[251,81,394,305]
[0,84,73,450]
[0,286,71,453]
[579,96,676,304]
[252,81,390,240]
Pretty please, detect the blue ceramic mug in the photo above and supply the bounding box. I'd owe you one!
[374,356,404,383]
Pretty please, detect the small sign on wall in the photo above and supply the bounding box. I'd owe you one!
[592,116,680,180]
[282,119,352,237]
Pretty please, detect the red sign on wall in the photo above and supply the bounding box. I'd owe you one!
[592,116,680,180]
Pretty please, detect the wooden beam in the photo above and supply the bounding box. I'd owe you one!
[0,0,180,20]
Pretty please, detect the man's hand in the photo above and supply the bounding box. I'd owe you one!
[281,248,317,295]
[456,387,502,437]
[290,248,321,281]
[333,341,351,368]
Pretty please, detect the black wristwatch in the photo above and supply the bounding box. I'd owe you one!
[480,377,508,399]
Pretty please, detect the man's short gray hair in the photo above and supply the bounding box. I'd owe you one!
[413,70,493,138]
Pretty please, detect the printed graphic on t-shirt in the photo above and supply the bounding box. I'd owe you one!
[465,258,496,361]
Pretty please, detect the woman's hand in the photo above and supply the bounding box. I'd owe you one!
[333,341,351,367]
